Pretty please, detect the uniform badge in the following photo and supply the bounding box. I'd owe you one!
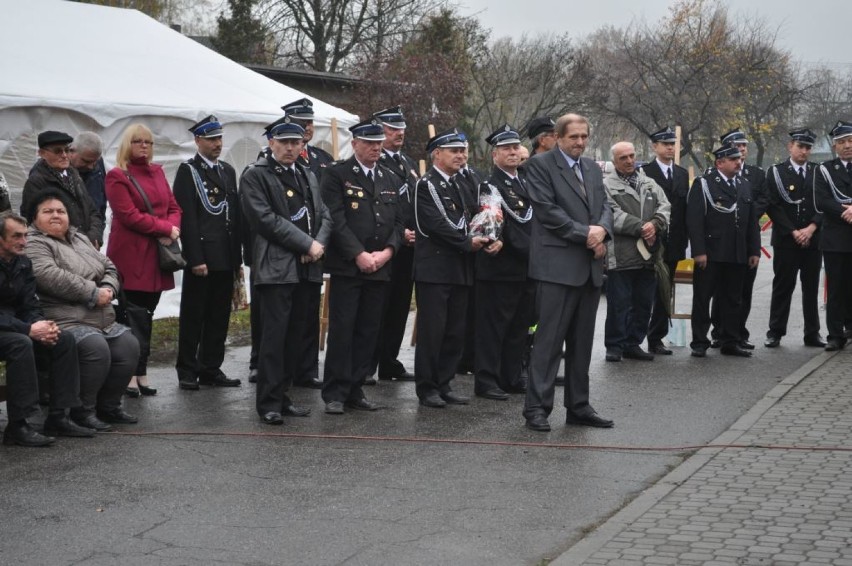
[440,181,447,188]
[357,191,364,198]
[287,190,294,197]
[347,189,354,195]
[352,165,360,174]
[377,169,383,178]
[213,188,219,194]
[351,202,359,210]
[311,151,317,159]
[504,180,512,187]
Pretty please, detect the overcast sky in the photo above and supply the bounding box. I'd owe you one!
[456,0,852,67]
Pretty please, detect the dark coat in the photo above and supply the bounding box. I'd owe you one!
[78,158,107,218]
[765,159,821,250]
[23,159,105,246]
[413,166,476,286]
[455,165,484,217]
[476,166,532,281]
[298,143,334,182]
[378,149,419,229]
[640,159,689,262]
[814,158,852,253]
[240,157,331,285]
[686,173,760,263]
[0,255,43,335]
[524,149,613,287]
[741,163,768,217]
[322,156,402,281]
[173,154,242,271]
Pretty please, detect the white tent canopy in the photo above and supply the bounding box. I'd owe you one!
[0,0,358,189]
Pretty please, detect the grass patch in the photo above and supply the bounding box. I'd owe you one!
[148,308,253,364]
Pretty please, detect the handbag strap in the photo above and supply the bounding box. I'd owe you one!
[124,171,155,215]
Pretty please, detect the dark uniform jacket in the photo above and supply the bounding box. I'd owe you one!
[455,165,484,217]
[741,163,768,217]
[240,156,331,285]
[321,156,402,281]
[378,149,419,230]
[413,166,476,286]
[814,158,852,253]
[686,173,760,263]
[0,255,43,335]
[476,166,532,281]
[640,159,689,262]
[173,154,242,272]
[298,143,334,181]
[23,159,105,245]
[765,159,821,250]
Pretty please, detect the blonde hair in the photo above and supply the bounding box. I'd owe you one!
[115,123,154,169]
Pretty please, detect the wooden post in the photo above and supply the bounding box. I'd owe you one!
[330,117,340,160]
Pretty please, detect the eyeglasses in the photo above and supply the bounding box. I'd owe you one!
[44,146,72,155]
[131,139,154,146]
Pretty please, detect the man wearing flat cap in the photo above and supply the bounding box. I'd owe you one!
[413,128,498,408]
[526,116,557,156]
[473,125,533,401]
[369,105,419,383]
[641,126,690,355]
[321,118,403,415]
[240,116,328,425]
[173,115,243,391]
[763,128,824,349]
[22,130,104,247]
[687,143,760,358]
[281,98,334,181]
[814,120,852,351]
[710,128,767,351]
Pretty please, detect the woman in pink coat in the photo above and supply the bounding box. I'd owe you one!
[106,123,182,397]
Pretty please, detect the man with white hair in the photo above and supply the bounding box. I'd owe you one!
[69,131,108,221]
[602,141,670,362]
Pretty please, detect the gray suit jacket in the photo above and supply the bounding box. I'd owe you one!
[525,148,613,287]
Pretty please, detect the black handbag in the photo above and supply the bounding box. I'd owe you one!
[124,171,187,272]
[114,290,152,363]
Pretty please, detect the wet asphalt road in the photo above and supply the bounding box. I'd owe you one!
[0,254,825,566]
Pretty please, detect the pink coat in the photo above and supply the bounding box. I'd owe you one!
[105,159,182,292]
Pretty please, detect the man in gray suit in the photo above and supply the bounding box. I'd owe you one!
[522,113,614,432]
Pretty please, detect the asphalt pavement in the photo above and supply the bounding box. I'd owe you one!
[0,252,836,566]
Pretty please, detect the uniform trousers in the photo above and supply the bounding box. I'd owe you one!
[712,264,757,341]
[414,282,469,399]
[823,251,852,343]
[321,276,387,404]
[647,260,679,345]
[766,247,822,340]
[371,245,414,378]
[254,283,296,416]
[604,268,656,352]
[0,331,79,421]
[523,279,600,419]
[474,280,535,393]
[176,270,234,381]
[284,280,322,384]
[692,261,746,349]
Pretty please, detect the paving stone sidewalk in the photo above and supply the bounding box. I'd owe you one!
[554,349,852,566]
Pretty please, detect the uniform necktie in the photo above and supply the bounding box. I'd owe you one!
[288,167,302,191]
[846,162,852,176]
[392,154,402,167]
[367,169,374,182]
[728,178,736,190]
[666,167,672,181]
[572,162,586,197]
[799,167,806,181]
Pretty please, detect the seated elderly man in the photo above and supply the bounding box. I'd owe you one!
[22,130,104,247]
[0,212,93,446]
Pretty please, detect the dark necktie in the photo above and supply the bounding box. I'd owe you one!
[572,162,586,197]
[367,169,374,183]
[728,178,736,190]
[212,163,223,182]
[799,167,806,181]
[392,154,403,168]
[288,167,302,191]
[846,162,852,176]
[666,167,672,181]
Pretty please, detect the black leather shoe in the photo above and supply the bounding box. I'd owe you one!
[138,384,157,396]
[605,348,622,362]
[71,411,112,432]
[199,373,241,387]
[649,343,673,355]
[691,346,708,358]
[248,369,258,384]
[710,339,721,349]
[294,377,323,389]
[345,398,384,411]
[525,415,551,432]
[764,336,781,348]
[262,412,283,425]
[622,346,654,361]
[379,371,416,381]
[440,391,470,405]
[505,382,527,394]
[554,375,565,386]
[363,375,377,386]
[325,401,345,414]
[804,336,826,348]
[179,377,200,390]
[476,388,509,401]
[739,340,755,350]
[3,421,55,447]
[97,409,139,424]
[720,344,752,357]
[125,387,140,398]
[44,415,96,438]
[419,393,447,408]
[825,339,845,352]
[282,404,311,417]
[566,411,614,428]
